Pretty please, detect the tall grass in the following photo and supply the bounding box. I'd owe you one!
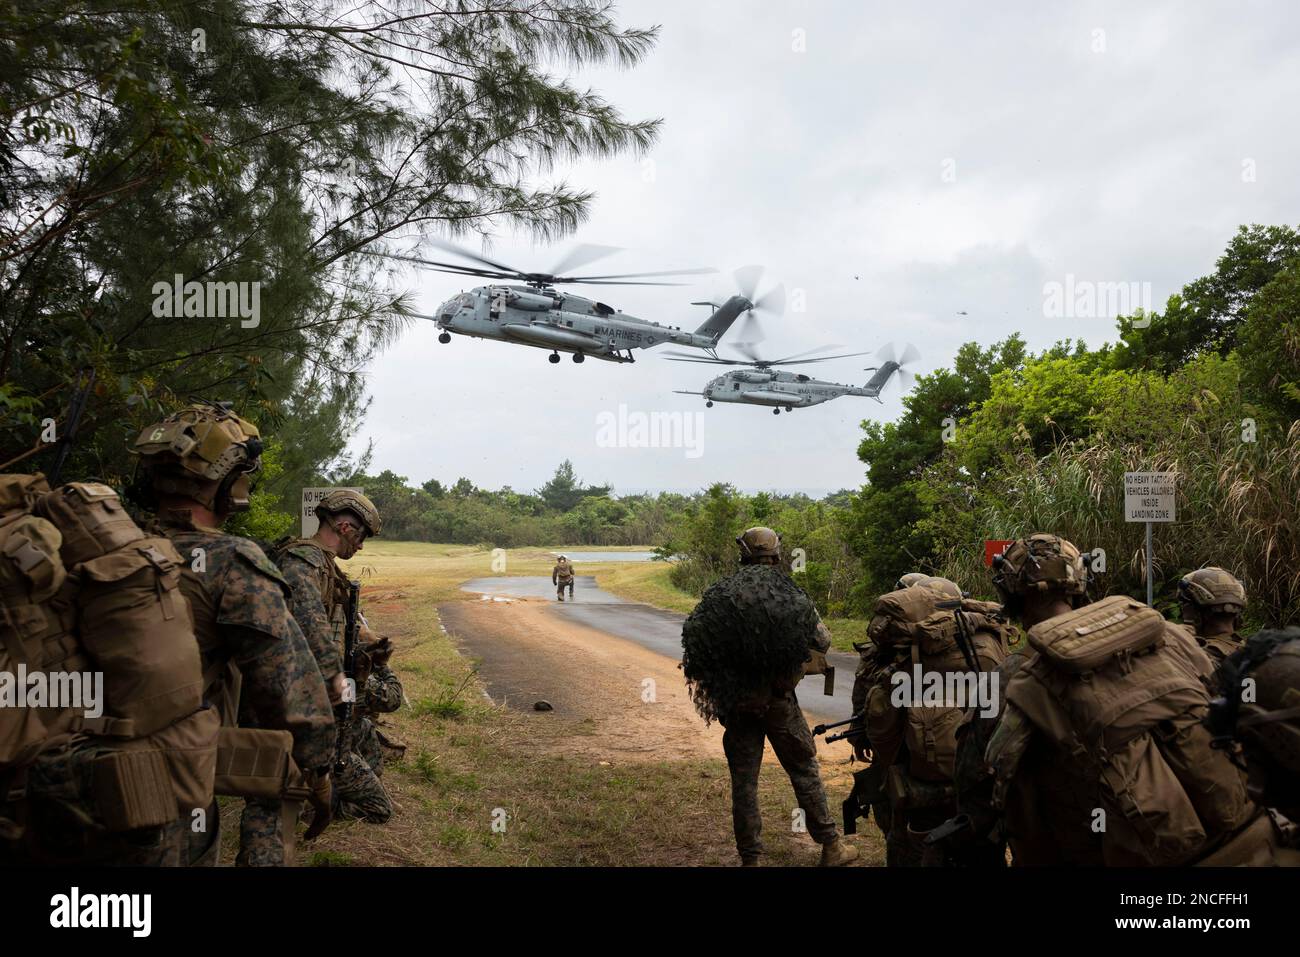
[936,420,1299,627]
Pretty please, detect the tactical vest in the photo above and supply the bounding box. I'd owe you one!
[273,536,347,625]
[158,518,311,834]
[990,595,1267,867]
[1,475,217,841]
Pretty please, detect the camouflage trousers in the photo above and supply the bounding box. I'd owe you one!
[334,714,393,823]
[556,580,574,599]
[720,690,837,862]
[1,744,193,866]
[238,798,300,867]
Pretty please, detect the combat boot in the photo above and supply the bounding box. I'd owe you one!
[818,836,859,867]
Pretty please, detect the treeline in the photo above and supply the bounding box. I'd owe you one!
[341,459,847,558]
[832,225,1297,627]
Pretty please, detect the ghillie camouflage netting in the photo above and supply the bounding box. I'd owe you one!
[680,564,819,724]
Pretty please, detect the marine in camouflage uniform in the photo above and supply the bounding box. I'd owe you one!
[854,576,1009,866]
[1207,628,1300,865]
[271,489,398,822]
[552,555,575,601]
[132,403,336,866]
[335,639,404,821]
[948,535,1090,866]
[961,534,1271,866]
[681,527,858,867]
[1179,567,1249,667]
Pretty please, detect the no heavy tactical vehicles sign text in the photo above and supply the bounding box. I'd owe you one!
[1124,472,1177,523]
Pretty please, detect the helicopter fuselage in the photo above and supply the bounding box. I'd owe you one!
[702,369,872,407]
[426,284,725,362]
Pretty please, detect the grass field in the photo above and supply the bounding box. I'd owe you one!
[218,540,884,867]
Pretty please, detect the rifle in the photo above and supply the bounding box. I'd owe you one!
[333,579,362,771]
[811,711,863,737]
[935,598,981,674]
[47,367,96,486]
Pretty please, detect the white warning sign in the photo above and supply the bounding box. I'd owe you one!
[1124,472,1177,523]
[301,487,365,537]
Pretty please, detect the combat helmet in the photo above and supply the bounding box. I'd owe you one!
[737,526,781,563]
[990,533,1088,609]
[132,402,262,514]
[1207,628,1300,815]
[1179,567,1246,628]
[895,572,930,590]
[316,488,382,538]
[916,576,963,601]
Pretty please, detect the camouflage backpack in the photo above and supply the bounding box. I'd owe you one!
[1,474,217,841]
[681,564,820,724]
[989,595,1265,866]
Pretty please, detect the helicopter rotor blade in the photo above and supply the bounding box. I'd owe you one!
[564,279,691,286]
[766,350,873,366]
[421,236,522,275]
[548,243,623,276]
[769,343,846,363]
[564,267,718,282]
[898,343,921,367]
[733,264,764,303]
[753,283,786,316]
[368,252,518,281]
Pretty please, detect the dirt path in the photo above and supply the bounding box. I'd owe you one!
[437,587,860,790]
[438,598,726,762]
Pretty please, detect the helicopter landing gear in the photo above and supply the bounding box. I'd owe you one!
[706,400,713,408]
[785,405,793,412]
[438,332,451,344]
[572,353,585,364]
[548,352,561,364]
[773,408,781,415]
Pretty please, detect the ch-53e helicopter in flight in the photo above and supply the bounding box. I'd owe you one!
[668,343,920,414]
[377,239,784,364]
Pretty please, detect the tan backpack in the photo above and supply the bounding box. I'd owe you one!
[864,589,1007,788]
[1000,595,1257,866]
[1,474,216,837]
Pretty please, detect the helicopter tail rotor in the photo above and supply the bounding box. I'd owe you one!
[867,342,922,395]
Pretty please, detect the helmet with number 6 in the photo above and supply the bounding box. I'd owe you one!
[132,403,262,514]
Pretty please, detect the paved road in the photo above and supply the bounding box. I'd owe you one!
[460,576,857,724]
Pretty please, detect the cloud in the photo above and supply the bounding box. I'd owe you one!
[353,0,1300,494]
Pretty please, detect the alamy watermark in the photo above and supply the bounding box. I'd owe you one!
[151,274,261,328]
[1043,274,1152,325]
[890,666,1000,719]
[1,667,102,718]
[595,404,704,459]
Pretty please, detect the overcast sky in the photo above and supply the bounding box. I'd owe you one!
[352,0,1300,497]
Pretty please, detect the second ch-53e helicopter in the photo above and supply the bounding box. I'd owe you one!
[668,343,920,414]
[378,239,784,364]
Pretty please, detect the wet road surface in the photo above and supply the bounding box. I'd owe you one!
[459,576,857,723]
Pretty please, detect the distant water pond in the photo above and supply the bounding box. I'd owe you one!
[550,550,667,563]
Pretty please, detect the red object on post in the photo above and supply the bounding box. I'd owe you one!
[984,539,1014,567]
